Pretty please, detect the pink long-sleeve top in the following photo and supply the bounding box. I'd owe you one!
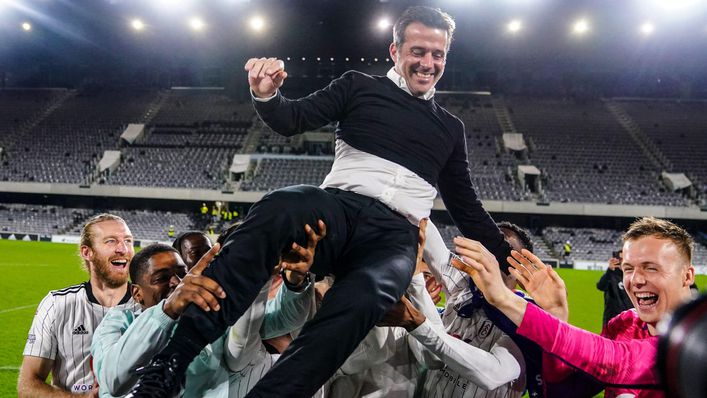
[516,303,662,393]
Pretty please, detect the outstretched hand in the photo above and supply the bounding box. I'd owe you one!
[508,249,569,321]
[163,243,225,319]
[245,57,288,98]
[278,220,326,287]
[451,236,512,307]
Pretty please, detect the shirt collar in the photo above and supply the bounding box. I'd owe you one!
[386,67,435,101]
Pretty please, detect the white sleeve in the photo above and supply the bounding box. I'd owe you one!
[423,221,468,297]
[225,282,270,372]
[409,322,524,390]
[91,304,176,396]
[405,273,445,368]
[23,293,57,359]
[337,326,404,376]
[261,279,315,339]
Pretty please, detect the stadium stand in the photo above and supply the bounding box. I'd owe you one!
[0,203,92,235]
[0,89,157,185]
[438,94,529,201]
[505,97,690,206]
[240,157,333,192]
[615,100,707,200]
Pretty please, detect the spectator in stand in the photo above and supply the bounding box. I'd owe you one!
[18,214,140,397]
[597,250,633,327]
[172,231,213,271]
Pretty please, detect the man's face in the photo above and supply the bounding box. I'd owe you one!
[621,236,695,332]
[82,220,134,289]
[390,22,448,96]
[181,234,212,270]
[135,251,187,309]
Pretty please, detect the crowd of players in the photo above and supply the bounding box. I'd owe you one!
[17,212,701,398]
[16,5,704,398]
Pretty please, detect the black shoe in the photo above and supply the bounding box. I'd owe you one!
[126,354,184,398]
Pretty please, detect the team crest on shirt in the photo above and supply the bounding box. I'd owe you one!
[477,320,493,339]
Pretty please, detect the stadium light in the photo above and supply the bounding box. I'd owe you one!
[189,17,205,31]
[572,19,590,35]
[377,17,391,31]
[507,19,522,34]
[22,22,32,31]
[131,19,145,31]
[640,22,655,35]
[248,15,265,32]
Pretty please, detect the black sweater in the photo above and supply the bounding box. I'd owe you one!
[253,70,512,268]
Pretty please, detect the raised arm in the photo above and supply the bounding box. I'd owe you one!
[246,58,352,136]
[450,237,660,388]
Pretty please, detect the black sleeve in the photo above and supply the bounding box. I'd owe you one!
[596,270,610,291]
[437,123,512,273]
[252,71,354,137]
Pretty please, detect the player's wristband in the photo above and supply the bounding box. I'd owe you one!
[280,269,311,292]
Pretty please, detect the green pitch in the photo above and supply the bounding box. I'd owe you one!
[0,240,705,396]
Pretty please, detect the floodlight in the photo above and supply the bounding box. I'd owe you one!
[131,19,144,31]
[640,22,655,35]
[248,16,265,32]
[361,58,365,62]
[377,17,391,31]
[22,22,32,31]
[572,19,589,35]
[345,57,350,62]
[189,17,204,31]
[301,57,306,61]
[330,57,334,61]
[507,19,522,33]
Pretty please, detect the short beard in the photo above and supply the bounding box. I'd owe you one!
[92,258,128,289]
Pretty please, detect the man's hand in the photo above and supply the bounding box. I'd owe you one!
[376,296,425,332]
[608,257,621,271]
[450,237,528,326]
[423,272,443,305]
[451,237,514,307]
[163,243,225,319]
[245,57,288,98]
[280,220,326,286]
[508,249,569,321]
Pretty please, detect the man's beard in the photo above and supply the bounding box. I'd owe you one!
[92,256,129,289]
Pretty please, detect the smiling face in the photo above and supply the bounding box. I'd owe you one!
[180,234,212,271]
[81,219,134,289]
[390,22,448,97]
[133,251,187,309]
[621,235,695,334]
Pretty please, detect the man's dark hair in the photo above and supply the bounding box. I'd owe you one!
[393,6,456,50]
[172,231,210,253]
[130,243,179,285]
[497,221,534,253]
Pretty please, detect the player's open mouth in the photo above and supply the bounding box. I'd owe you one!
[111,259,128,269]
[635,292,659,308]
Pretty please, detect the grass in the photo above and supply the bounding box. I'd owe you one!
[0,240,705,396]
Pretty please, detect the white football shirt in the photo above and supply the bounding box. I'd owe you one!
[23,282,139,394]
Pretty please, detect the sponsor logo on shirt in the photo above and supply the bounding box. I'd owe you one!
[72,324,89,335]
[27,333,36,344]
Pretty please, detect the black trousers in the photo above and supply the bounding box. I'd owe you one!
[172,185,419,397]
